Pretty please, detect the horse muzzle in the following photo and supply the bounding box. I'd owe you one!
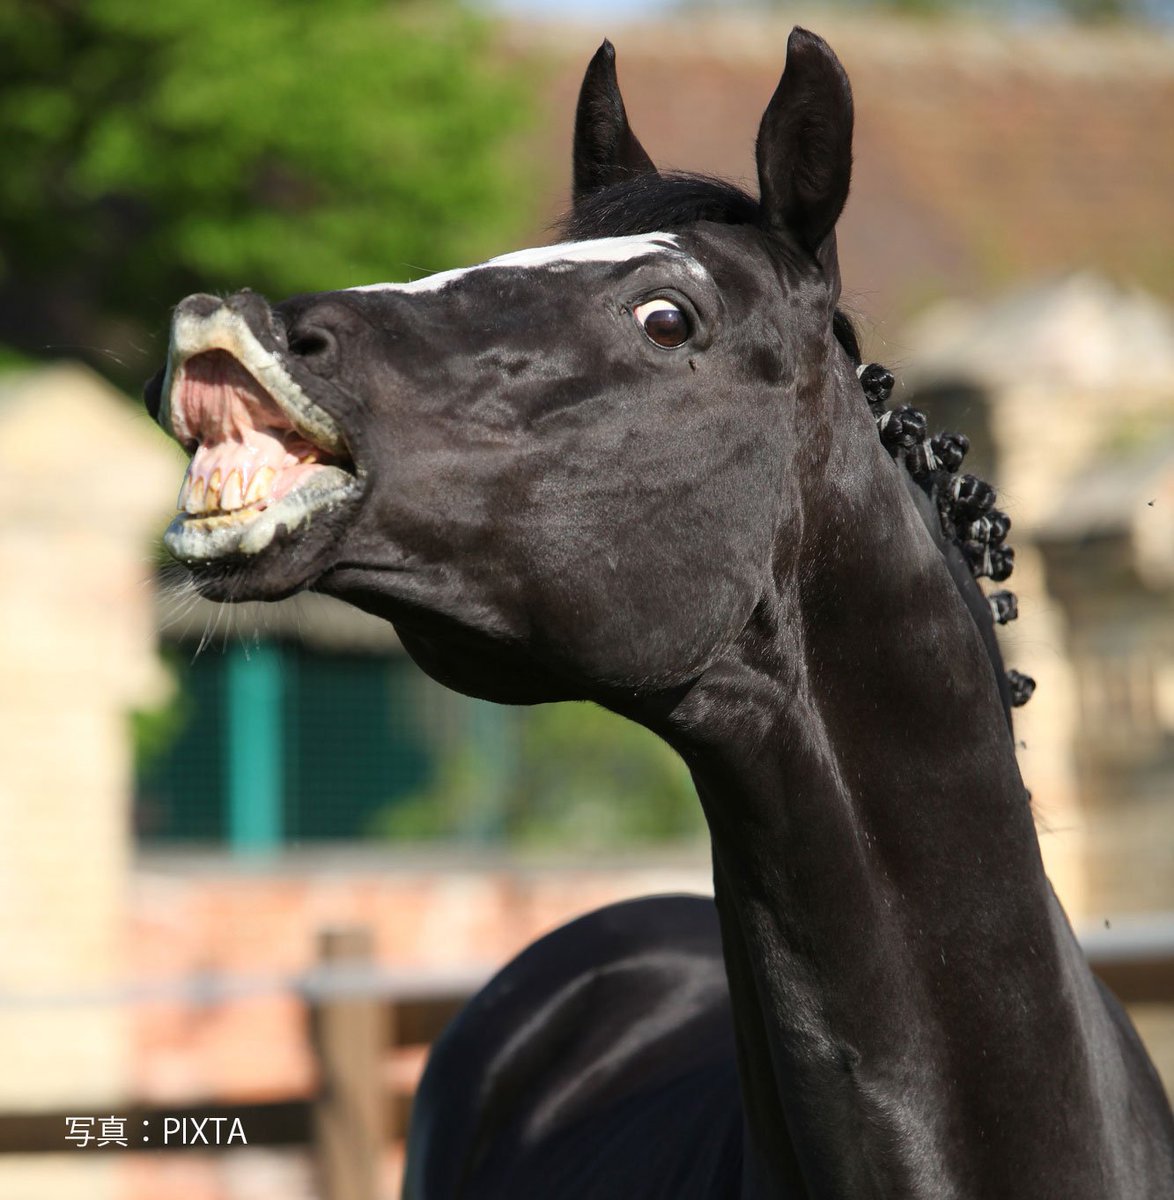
[149,290,361,565]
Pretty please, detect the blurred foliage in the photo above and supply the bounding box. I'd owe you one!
[0,0,536,387]
[0,344,34,371]
[128,649,190,776]
[372,701,706,849]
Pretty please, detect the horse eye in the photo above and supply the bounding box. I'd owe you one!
[633,299,690,349]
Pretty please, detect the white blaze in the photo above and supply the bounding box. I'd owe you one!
[346,233,694,295]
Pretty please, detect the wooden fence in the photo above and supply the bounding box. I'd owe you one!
[0,925,485,1200]
[1,919,1171,1200]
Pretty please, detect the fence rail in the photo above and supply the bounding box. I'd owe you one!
[0,926,485,1199]
[1,917,1171,1200]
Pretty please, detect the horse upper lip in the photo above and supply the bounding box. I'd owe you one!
[160,295,350,459]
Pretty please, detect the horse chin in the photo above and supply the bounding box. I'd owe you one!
[178,497,361,603]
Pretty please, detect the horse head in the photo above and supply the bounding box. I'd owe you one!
[146,27,1025,733]
[144,30,882,711]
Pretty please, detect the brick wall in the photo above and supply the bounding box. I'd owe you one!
[127,850,713,1102]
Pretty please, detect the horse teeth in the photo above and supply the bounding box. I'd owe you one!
[186,475,206,513]
[182,463,273,515]
[244,466,276,505]
[220,469,243,511]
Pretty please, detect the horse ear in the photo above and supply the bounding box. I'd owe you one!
[572,40,657,206]
[756,28,853,263]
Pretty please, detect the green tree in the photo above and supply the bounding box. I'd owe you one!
[0,0,535,386]
[373,701,706,850]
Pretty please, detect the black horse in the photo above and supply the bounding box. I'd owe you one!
[146,29,1174,1198]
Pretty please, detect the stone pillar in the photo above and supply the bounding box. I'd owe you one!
[0,366,182,1197]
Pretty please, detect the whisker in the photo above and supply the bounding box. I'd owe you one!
[39,344,138,367]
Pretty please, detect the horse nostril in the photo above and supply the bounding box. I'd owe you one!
[286,324,339,372]
[279,298,357,374]
[289,328,333,357]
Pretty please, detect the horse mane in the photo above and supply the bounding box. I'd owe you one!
[560,172,1034,718]
[562,171,761,241]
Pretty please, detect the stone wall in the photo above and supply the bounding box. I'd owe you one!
[0,366,181,1199]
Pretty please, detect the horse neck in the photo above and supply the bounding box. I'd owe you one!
[650,367,1105,1197]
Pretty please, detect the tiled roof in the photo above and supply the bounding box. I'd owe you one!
[509,16,1174,337]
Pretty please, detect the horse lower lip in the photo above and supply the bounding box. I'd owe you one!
[163,466,359,563]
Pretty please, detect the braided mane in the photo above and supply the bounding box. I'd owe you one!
[560,172,1034,712]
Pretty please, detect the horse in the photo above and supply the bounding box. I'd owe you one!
[145,27,1174,1198]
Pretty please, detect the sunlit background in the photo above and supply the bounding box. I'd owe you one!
[1,1,1171,1197]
